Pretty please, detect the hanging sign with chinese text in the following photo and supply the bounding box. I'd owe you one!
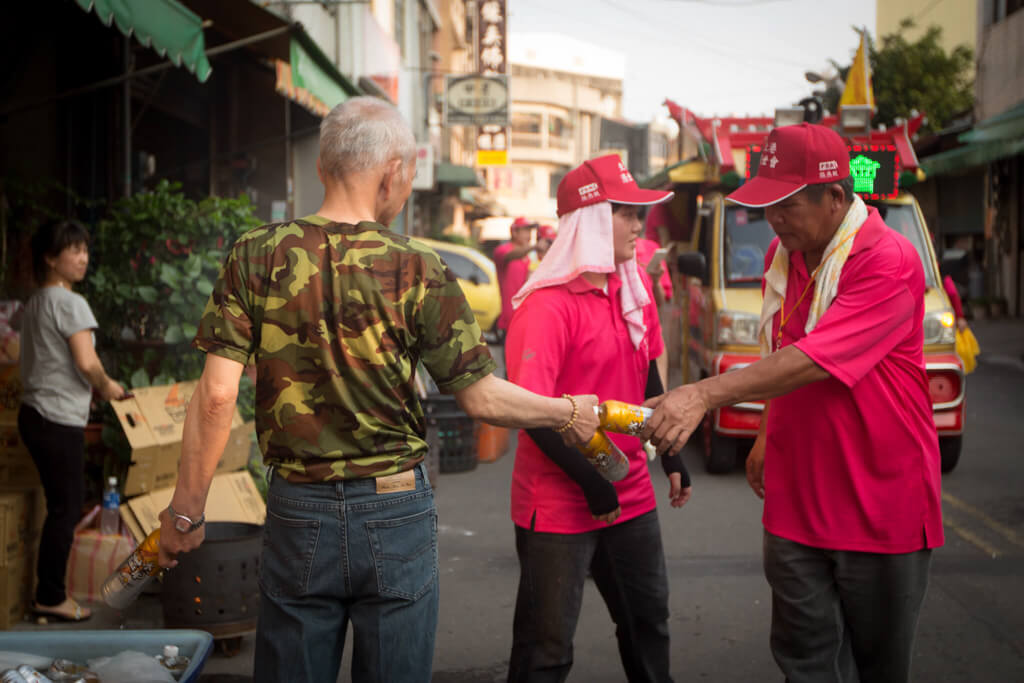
[475,0,508,165]
[445,75,509,126]
[477,0,507,75]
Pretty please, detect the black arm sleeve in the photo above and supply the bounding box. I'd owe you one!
[524,428,619,516]
[645,361,692,488]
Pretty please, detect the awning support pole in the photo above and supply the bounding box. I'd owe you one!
[1,25,294,119]
[123,34,132,198]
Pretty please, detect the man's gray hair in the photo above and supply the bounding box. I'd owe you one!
[319,96,416,178]
[804,176,855,204]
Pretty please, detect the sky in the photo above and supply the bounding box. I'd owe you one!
[507,0,877,122]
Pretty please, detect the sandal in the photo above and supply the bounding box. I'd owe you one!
[31,599,92,623]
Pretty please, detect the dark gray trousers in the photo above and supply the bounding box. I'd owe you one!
[763,531,932,683]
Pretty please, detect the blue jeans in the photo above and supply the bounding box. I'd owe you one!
[254,463,438,683]
[508,510,673,683]
[763,531,932,683]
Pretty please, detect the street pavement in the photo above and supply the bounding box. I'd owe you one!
[11,320,1024,682]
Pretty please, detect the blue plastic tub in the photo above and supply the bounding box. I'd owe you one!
[0,629,213,682]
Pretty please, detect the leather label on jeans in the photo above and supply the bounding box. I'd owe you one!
[376,470,416,494]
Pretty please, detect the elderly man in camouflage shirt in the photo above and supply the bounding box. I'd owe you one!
[157,97,599,683]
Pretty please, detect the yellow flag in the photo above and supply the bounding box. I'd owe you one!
[839,30,875,109]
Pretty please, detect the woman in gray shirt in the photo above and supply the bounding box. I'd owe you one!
[19,220,125,622]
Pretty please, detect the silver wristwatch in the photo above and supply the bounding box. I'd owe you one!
[167,503,205,533]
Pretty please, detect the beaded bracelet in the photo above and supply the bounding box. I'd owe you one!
[554,393,579,433]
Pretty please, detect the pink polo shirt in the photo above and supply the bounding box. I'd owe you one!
[506,273,664,533]
[494,242,530,332]
[763,208,944,553]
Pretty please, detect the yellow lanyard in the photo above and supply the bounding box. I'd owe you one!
[776,230,860,348]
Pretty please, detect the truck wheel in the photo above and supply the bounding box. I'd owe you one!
[703,411,737,474]
[939,436,963,473]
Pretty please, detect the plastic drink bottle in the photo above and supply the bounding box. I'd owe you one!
[596,400,653,436]
[156,645,190,679]
[14,668,52,683]
[581,429,630,482]
[100,528,163,609]
[100,476,120,535]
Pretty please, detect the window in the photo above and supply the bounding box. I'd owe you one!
[436,249,490,286]
[549,115,573,149]
[549,166,569,198]
[511,112,541,134]
[724,207,775,288]
[867,203,939,289]
[511,112,543,148]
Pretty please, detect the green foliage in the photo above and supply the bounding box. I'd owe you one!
[822,22,974,135]
[84,179,260,385]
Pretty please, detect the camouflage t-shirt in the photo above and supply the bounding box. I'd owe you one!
[193,216,496,481]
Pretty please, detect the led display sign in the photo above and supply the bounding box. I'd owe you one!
[746,144,900,200]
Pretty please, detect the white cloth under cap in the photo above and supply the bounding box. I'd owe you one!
[512,203,650,349]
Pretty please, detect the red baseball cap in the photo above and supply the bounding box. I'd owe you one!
[510,216,538,234]
[556,154,674,217]
[727,123,850,208]
[537,224,557,241]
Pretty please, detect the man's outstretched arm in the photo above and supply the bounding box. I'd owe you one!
[158,353,244,567]
[641,345,828,457]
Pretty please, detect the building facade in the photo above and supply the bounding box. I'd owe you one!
[487,33,625,219]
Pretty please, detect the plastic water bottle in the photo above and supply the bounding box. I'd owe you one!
[100,476,120,536]
[156,645,190,679]
[100,528,163,609]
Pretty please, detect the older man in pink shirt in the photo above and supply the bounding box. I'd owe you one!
[643,124,942,683]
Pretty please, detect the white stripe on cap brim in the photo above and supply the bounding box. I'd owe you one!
[607,190,675,206]
[726,179,806,208]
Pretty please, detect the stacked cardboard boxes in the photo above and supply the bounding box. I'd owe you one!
[0,368,264,619]
[0,363,46,628]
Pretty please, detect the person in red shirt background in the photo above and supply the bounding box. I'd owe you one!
[493,217,537,338]
[505,155,691,682]
[530,223,556,269]
[642,124,942,683]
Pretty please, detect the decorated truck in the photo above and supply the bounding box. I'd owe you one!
[648,105,965,474]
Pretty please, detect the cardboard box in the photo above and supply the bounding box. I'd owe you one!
[110,381,254,496]
[0,554,33,630]
[119,471,266,543]
[0,488,45,567]
[0,364,21,417]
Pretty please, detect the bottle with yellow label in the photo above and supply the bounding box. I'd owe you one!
[596,400,653,437]
[100,528,163,609]
[581,429,630,482]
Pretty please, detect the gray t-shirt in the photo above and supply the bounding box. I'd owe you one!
[20,286,98,427]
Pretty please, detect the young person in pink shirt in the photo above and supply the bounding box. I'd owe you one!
[642,124,942,683]
[505,155,692,683]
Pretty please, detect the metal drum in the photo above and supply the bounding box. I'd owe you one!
[160,522,262,642]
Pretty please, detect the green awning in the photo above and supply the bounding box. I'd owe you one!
[958,100,1024,144]
[76,0,212,82]
[921,137,1024,177]
[437,162,482,187]
[290,33,359,110]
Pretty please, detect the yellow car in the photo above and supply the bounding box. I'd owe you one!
[416,237,501,336]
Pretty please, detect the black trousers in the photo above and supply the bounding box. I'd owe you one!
[18,403,86,606]
[508,509,673,683]
[763,531,932,683]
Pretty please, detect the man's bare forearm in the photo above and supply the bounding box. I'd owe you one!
[697,345,828,411]
[170,361,242,517]
[454,374,574,428]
